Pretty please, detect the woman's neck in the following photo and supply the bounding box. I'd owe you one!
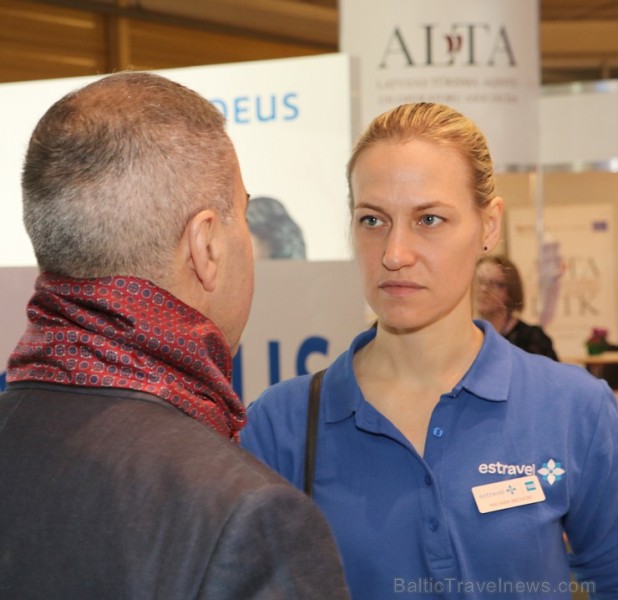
[356,317,483,391]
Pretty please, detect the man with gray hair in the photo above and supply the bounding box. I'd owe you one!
[0,71,349,599]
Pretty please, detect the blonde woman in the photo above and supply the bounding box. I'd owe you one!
[242,103,618,599]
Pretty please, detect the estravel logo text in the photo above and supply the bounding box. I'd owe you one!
[478,462,536,476]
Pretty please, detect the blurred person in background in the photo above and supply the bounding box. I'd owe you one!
[474,254,559,360]
[247,195,307,259]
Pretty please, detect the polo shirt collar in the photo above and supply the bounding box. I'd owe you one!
[457,320,511,402]
[324,320,511,423]
[324,328,375,423]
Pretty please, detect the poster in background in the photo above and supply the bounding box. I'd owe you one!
[0,54,359,395]
[0,53,352,267]
[340,0,540,170]
[507,204,616,358]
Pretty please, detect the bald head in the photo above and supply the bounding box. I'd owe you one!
[22,71,235,284]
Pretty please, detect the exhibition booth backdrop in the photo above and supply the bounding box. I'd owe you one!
[0,53,353,266]
[2,51,618,391]
[497,80,618,358]
[340,0,540,169]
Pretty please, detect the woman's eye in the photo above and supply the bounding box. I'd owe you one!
[359,215,382,227]
[419,214,444,227]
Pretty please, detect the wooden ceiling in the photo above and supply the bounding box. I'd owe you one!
[540,0,618,82]
[541,0,618,20]
[2,0,618,85]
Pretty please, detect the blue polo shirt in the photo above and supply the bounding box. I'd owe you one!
[241,322,618,599]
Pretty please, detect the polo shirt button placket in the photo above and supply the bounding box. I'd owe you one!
[432,426,444,438]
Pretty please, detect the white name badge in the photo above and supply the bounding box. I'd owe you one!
[472,475,546,514]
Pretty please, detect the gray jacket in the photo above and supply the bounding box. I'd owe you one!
[0,383,350,599]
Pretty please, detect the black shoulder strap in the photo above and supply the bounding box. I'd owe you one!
[303,369,326,497]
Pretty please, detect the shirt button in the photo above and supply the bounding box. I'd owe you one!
[425,475,432,486]
[428,518,439,532]
[432,427,444,438]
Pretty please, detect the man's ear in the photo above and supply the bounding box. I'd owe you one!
[187,209,219,292]
[482,196,504,252]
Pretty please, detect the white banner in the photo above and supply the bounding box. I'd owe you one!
[507,204,616,358]
[340,0,540,169]
[0,53,352,267]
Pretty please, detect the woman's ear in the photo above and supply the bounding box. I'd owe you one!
[482,196,504,252]
[188,209,219,292]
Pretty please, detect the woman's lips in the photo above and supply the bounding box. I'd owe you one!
[378,280,424,296]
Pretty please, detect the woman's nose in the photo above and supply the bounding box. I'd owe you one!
[382,227,417,270]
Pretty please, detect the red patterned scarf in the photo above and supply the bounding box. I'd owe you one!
[8,274,246,441]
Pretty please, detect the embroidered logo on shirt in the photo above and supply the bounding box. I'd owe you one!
[537,459,565,485]
[477,459,566,486]
[478,462,536,476]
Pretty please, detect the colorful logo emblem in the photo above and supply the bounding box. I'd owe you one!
[538,459,565,485]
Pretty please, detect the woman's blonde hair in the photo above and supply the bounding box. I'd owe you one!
[346,102,496,210]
